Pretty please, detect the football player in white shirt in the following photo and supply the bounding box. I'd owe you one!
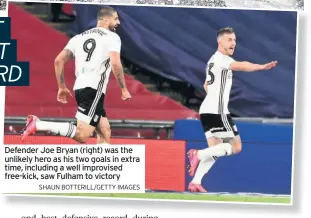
[187,27,277,192]
[21,6,131,144]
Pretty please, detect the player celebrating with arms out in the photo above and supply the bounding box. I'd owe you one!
[187,27,277,192]
[21,6,131,144]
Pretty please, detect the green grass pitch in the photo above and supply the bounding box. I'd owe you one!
[20,192,291,204]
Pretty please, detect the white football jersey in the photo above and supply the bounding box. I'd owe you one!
[199,51,235,115]
[64,27,121,94]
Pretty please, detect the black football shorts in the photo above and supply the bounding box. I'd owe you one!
[200,113,239,139]
[74,87,106,127]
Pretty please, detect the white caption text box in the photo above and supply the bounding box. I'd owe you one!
[1,144,145,194]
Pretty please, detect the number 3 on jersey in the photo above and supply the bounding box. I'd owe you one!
[83,38,96,62]
[206,63,215,85]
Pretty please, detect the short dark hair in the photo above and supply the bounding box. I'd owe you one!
[97,6,116,20]
[217,27,235,38]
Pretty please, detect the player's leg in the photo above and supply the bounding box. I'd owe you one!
[95,117,111,144]
[93,92,110,144]
[21,88,101,143]
[212,116,243,155]
[72,120,96,143]
[188,136,239,192]
[187,114,240,192]
[21,115,95,143]
[195,114,241,160]
[207,136,223,147]
[187,136,222,177]
[187,114,224,177]
[229,125,242,154]
[188,136,222,192]
[194,133,242,187]
[187,114,221,192]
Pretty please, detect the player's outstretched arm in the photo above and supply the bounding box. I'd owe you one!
[230,61,278,72]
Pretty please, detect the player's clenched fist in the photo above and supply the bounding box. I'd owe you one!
[121,89,131,101]
[57,87,72,104]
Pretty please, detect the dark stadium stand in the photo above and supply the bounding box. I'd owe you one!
[68,4,297,118]
[5,3,199,122]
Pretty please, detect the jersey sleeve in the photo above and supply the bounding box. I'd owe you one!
[221,56,235,70]
[108,34,121,53]
[64,37,76,55]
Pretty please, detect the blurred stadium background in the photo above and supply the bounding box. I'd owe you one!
[4,1,298,203]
